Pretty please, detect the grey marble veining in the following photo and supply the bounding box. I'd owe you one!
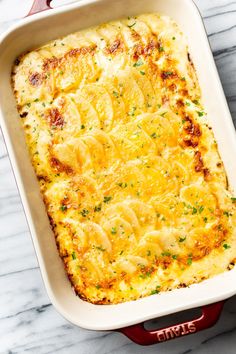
[0,1,236,353]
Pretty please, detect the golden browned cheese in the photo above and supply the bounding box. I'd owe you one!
[12,14,236,304]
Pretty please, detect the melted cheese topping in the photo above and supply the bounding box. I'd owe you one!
[12,14,236,304]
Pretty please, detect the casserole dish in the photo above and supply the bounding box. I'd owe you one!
[0,0,235,345]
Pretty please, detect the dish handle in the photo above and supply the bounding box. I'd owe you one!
[27,0,53,16]
[118,301,225,346]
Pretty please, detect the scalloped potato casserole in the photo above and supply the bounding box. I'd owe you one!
[12,13,236,304]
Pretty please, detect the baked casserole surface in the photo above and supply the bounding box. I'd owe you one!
[12,14,236,304]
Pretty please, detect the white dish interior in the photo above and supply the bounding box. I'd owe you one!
[0,0,236,330]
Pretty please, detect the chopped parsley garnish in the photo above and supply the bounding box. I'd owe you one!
[72,252,76,260]
[150,285,161,295]
[172,36,176,40]
[81,124,85,129]
[104,196,112,203]
[128,22,136,28]
[161,251,171,257]
[158,46,165,52]
[172,254,178,260]
[111,227,117,234]
[94,204,102,212]
[96,246,105,252]
[113,91,119,98]
[133,59,143,67]
[117,182,128,188]
[160,112,167,117]
[192,207,198,215]
[147,250,151,256]
[95,284,101,289]
[197,111,204,117]
[164,71,173,77]
[224,211,232,217]
[119,250,124,255]
[140,70,145,75]
[223,244,231,250]
[139,270,153,279]
[81,209,89,217]
[199,205,204,213]
[150,132,157,139]
[179,236,186,243]
[231,197,236,203]
[187,257,193,265]
[60,205,67,212]
[128,106,137,116]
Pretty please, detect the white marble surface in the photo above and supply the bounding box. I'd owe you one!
[0,0,236,353]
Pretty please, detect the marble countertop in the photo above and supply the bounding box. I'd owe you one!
[0,0,236,353]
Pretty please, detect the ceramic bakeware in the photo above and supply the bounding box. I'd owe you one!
[0,0,235,345]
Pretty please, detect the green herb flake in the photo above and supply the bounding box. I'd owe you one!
[150,132,157,139]
[94,204,102,212]
[172,36,176,40]
[150,285,161,295]
[72,252,76,260]
[140,70,146,75]
[158,46,165,52]
[192,207,198,215]
[160,112,167,117]
[60,205,67,212]
[104,196,112,203]
[231,197,236,203]
[81,124,85,129]
[113,91,119,98]
[95,284,101,289]
[81,209,89,217]
[187,257,193,265]
[223,243,231,250]
[128,22,136,28]
[96,246,105,252]
[111,227,117,235]
[197,111,204,117]
[147,250,151,256]
[133,59,143,67]
[224,211,232,217]
[179,236,186,243]
[161,251,171,257]
[199,205,204,214]
[118,182,128,188]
